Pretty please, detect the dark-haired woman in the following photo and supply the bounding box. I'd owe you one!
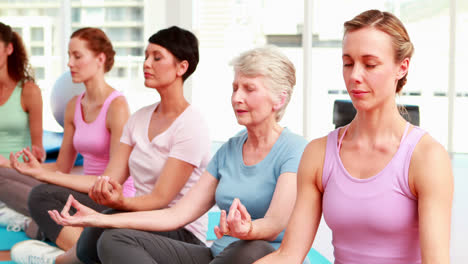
[0,21,44,232]
[11,26,211,264]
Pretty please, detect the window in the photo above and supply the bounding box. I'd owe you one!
[30,27,44,41]
[71,8,80,22]
[33,67,45,80]
[106,7,124,21]
[31,47,44,56]
[193,0,304,141]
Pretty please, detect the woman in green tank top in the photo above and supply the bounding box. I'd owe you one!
[0,22,44,165]
[0,22,45,235]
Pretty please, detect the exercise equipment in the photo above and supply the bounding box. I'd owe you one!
[50,71,85,128]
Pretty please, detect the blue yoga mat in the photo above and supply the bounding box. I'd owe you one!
[0,226,29,251]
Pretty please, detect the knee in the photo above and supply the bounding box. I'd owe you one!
[97,229,134,261]
[97,229,115,256]
[218,240,275,264]
[237,240,275,256]
[27,184,51,211]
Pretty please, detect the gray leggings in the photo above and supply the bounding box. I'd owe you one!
[28,183,108,243]
[0,167,43,238]
[0,167,42,216]
[96,228,275,264]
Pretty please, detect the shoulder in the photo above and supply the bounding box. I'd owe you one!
[412,133,449,168]
[63,95,81,124]
[215,132,245,156]
[180,104,208,126]
[21,81,41,98]
[281,128,309,149]
[411,133,452,195]
[107,96,130,118]
[299,136,328,190]
[302,136,328,162]
[300,136,328,172]
[132,103,156,118]
[66,95,80,111]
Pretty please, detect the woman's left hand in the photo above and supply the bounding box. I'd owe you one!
[214,198,253,239]
[9,147,45,180]
[48,194,101,227]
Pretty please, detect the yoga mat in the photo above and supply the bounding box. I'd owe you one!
[0,227,29,251]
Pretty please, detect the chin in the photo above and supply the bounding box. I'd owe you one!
[71,77,82,83]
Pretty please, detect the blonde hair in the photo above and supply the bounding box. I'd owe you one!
[230,46,296,121]
[344,9,414,93]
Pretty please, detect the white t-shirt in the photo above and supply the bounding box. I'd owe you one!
[120,102,211,243]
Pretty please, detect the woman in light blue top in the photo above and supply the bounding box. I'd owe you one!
[49,46,308,264]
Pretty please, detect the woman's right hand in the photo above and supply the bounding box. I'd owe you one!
[89,176,125,209]
[9,147,44,179]
[48,194,101,227]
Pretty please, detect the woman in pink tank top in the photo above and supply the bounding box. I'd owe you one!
[9,27,134,255]
[257,10,453,264]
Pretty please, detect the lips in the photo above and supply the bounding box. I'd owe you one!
[144,72,152,78]
[351,90,368,95]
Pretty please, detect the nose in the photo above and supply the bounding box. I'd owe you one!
[67,57,73,68]
[350,64,363,84]
[143,56,151,69]
[231,89,244,104]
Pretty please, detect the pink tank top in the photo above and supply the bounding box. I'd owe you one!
[73,91,135,197]
[322,123,425,264]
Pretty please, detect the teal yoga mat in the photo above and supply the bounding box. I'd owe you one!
[0,227,29,250]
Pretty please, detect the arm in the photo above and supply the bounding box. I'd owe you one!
[411,135,453,264]
[50,171,218,231]
[92,157,196,211]
[215,171,298,241]
[21,81,45,162]
[254,137,327,264]
[105,96,130,161]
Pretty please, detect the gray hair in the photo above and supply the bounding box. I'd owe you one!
[230,46,296,121]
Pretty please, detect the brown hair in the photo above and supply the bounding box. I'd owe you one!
[0,22,34,83]
[344,9,414,93]
[71,27,115,73]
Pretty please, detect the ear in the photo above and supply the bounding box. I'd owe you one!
[397,57,410,80]
[6,42,13,56]
[97,52,106,68]
[176,60,189,78]
[273,91,287,111]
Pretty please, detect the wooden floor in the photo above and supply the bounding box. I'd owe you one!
[0,250,11,261]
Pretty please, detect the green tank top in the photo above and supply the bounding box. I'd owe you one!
[0,83,31,158]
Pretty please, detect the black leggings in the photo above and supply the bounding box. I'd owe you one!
[28,183,108,242]
[96,228,275,264]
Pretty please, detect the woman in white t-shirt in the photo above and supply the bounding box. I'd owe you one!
[10,26,211,264]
